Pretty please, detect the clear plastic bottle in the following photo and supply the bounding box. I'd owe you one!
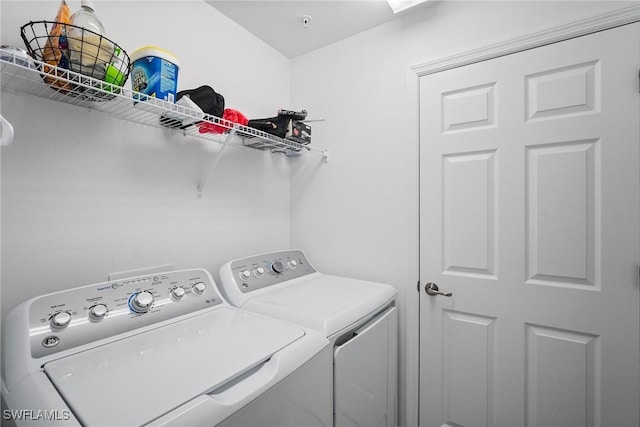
[70,0,104,34]
[68,0,114,79]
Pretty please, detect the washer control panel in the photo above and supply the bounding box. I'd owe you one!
[229,250,316,293]
[28,269,222,358]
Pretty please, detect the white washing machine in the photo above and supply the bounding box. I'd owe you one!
[220,249,398,427]
[1,268,332,427]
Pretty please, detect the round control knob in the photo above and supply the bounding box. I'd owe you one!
[192,282,207,295]
[254,267,265,277]
[51,311,72,328]
[129,291,154,314]
[240,269,252,280]
[89,304,108,321]
[271,261,284,274]
[288,260,298,269]
[171,287,186,300]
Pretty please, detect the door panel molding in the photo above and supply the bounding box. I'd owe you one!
[525,139,601,290]
[442,150,498,279]
[525,324,600,427]
[411,4,639,77]
[443,310,497,427]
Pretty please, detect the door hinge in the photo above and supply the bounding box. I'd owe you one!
[417,280,421,292]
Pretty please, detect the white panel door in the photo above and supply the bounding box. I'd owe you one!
[419,23,639,427]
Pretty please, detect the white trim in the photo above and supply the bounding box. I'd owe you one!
[402,66,421,427]
[411,4,640,77]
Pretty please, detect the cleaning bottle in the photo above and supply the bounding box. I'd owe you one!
[68,0,114,79]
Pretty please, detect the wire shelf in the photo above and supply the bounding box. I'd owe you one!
[0,47,325,157]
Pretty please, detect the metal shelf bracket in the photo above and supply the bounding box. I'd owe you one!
[196,128,236,199]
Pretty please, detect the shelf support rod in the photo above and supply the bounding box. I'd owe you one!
[196,128,237,199]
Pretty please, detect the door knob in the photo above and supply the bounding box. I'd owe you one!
[425,282,452,297]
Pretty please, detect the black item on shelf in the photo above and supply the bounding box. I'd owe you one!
[278,109,307,121]
[176,86,225,117]
[159,85,225,129]
[20,21,130,101]
[246,108,312,144]
[247,115,291,138]
[287,121,311,145]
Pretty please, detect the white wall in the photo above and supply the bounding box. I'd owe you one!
[2,0,634,425]
[288,2,633,425]
[0,1,291,321]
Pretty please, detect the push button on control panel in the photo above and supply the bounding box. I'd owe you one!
[240,270,252,280]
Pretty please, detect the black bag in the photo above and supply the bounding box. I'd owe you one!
[160,85,225,129]
[178,85,225,118]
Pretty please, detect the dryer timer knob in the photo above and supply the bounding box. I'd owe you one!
[271,261,284,274]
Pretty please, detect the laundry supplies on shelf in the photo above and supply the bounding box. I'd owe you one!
[130,46,179,103]
[20,0,130,100]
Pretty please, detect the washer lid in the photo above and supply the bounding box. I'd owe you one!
[243,275,396,337]
[44,307,304,427]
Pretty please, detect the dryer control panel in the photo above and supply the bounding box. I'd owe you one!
[27,269,222,358]
[226,249,317,294]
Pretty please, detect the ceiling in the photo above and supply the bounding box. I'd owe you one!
[205,0,407,58]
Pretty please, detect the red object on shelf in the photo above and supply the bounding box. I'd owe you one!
[198,108,249,134]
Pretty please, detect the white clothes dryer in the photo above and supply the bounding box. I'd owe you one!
[220,250,398,427]
[1,268,332,427]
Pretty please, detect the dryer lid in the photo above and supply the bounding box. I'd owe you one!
[44,307,304,427]
[243,275,396,337]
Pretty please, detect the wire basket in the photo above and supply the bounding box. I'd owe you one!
[20,20,130,101]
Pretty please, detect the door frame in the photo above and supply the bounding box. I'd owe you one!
[405,4,640,426]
